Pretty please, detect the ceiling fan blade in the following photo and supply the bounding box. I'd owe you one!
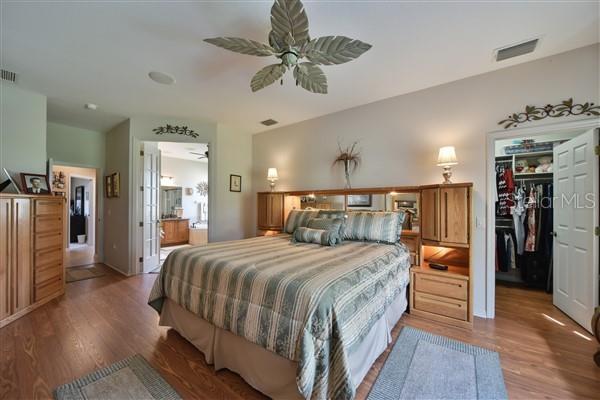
[293,62,327,94]
[304,36,372,65]
[270,0,310,50]
[189,152,203,155]
[204,37,275,56]
[251,63,287,92]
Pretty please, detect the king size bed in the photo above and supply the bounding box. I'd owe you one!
[149,212,411,400]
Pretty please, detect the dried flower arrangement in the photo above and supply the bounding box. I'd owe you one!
[333,141,361,189]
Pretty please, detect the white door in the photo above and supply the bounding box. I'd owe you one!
[142,142,160,273]
[553,128,599,332]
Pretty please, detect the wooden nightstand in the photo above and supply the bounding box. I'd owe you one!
[410,263,472,328]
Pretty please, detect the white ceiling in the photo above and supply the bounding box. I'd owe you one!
[2,1,598,133]
[158,142,208,162]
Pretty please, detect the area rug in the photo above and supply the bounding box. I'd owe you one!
[54,354,180,400]
[66,266,105,283]
[367,326,508,400]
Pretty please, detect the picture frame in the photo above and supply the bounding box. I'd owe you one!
[20,172,50,195]
[1,168,22,193]
[111,172,120,198]
[229,174,241,192]
[347,194,372,207]
[105,175,113,198]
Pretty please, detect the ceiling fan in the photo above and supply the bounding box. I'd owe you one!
[204,0,372,94]
[190,150,209,160]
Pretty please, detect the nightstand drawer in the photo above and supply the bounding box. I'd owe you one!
[414,272,467,301]
[413,292,467,321]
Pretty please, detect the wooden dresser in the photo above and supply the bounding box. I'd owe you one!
[1,194,65,328]
[257,192,285,235]
[410,183,473,328]
[161,218,189,246]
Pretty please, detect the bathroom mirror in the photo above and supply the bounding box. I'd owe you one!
[160,186,182,218]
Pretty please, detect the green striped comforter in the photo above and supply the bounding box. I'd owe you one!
[148,235,410,400]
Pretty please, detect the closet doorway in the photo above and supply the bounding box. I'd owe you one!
[486,120,599,332]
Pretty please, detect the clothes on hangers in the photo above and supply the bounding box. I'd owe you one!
[525,186,537,252]
[496,165,515,216]
[496,228,517,272]
[513,186,527,255]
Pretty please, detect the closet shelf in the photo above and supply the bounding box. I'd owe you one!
[514,172,553,177]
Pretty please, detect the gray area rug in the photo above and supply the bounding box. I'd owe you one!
[368,326,508,400]
[54,354,181,400]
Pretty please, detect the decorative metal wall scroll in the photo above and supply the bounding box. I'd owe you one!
[153,124,199,138]
[498,98,600,129]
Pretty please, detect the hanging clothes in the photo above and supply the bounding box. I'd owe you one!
[496,165,515,216]
[525,186,537,252]
[513,187,527,255]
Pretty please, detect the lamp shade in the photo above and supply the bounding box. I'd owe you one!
[267,167,279,180]
[437,146,458,166]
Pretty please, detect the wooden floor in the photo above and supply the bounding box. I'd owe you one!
[1,265,599,399]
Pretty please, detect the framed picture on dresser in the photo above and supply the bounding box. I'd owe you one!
[20,173,50,194]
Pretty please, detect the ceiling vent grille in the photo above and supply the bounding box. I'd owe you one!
[1,69,17,83]
[495,39,539,62]
[260,119,278,126]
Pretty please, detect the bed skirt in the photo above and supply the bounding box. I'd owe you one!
[159,286,408,400]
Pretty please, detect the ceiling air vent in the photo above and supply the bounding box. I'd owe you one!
[1,69,17,83]
[495,39,539,62]
[260,119,278,126]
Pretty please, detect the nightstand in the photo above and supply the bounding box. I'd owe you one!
[410,262,472,328]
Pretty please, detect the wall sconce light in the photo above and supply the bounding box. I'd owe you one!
[267,168,279,191]
[437,146,458,184]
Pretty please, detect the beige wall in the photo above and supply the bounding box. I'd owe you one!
[252,44,600,317]
[103,120,131,274]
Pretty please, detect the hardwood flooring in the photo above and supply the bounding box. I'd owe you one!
[1,265,598,399]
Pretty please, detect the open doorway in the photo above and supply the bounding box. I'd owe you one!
[52,165,98,267]
[135,141,209,273]
[487,121,598,332]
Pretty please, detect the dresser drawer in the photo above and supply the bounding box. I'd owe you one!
[35,276,63,302]
[36,263,62,285]
[35,215,62,234]
[35,199,63,216]
[35,231,63,251]
[35,248,63,269]
[414,272,467,301]
[413,292,467,321]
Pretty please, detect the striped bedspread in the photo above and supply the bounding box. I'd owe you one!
[148,235,410,400]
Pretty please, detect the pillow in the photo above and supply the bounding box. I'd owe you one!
[317,210,347,240]
[344,211,405,244]
[292,227,339,247]
[284,209,320,234]
[307,218,344,244]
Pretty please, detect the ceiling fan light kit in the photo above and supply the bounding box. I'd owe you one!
[204,0,372,94]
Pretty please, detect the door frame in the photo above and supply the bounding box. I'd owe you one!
[485,118,599,319]
[131,138,213,274]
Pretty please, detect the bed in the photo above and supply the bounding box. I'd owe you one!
[149,234,411,400]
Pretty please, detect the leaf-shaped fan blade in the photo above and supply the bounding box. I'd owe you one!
[304,36,372,65]
[270,0,310,49]
[251,64,287,92]
[204,37,275,57]
[293,63,327,94]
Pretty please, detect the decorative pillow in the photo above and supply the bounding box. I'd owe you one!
[284,209,320,234]
[307,218,344,244]
[317,210,347,240]
[292,227,339,247]
[344,211,405,244]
